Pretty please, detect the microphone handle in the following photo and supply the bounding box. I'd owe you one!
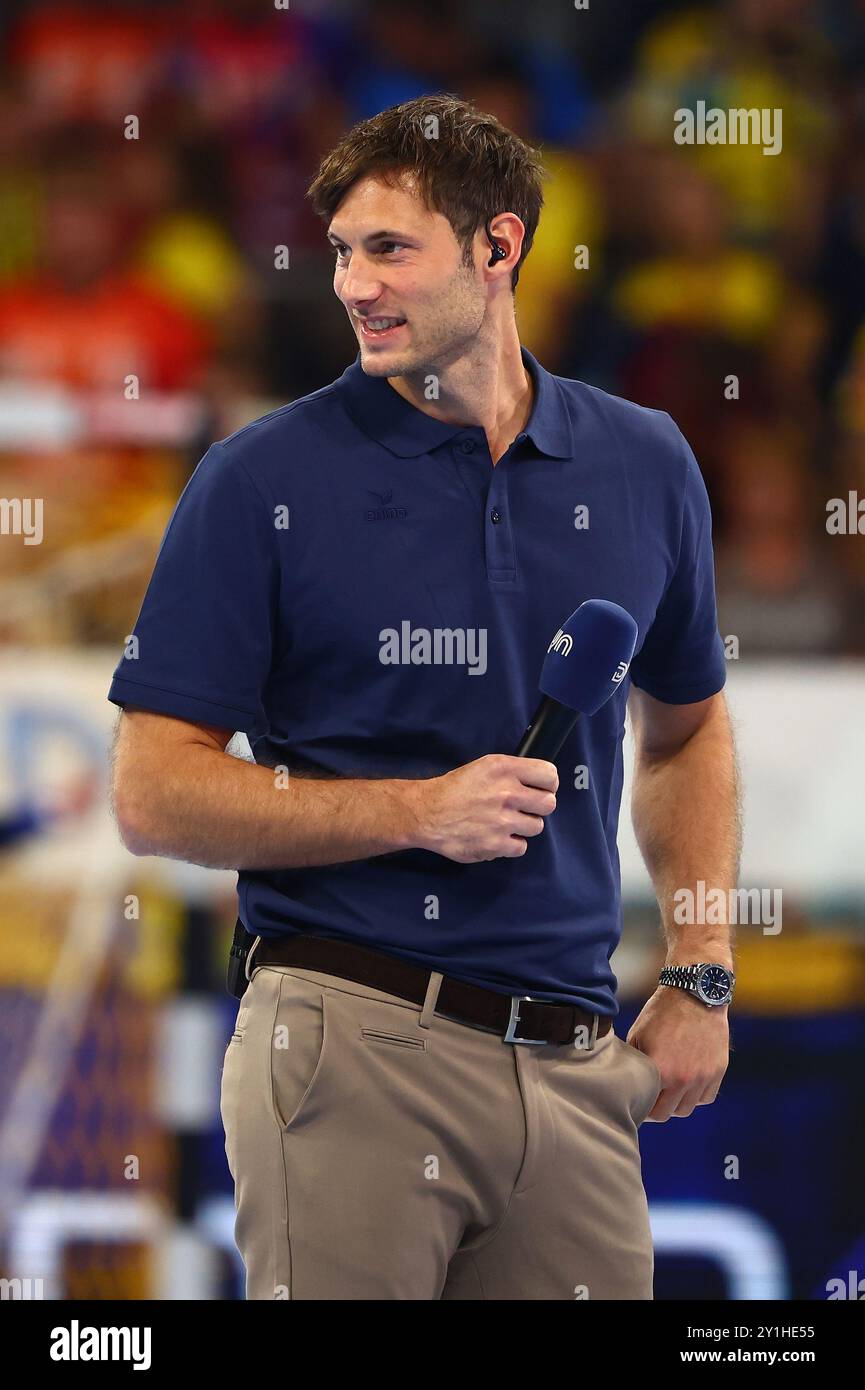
[514,695,580,760]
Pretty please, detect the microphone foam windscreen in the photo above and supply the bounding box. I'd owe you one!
[539,599,638,716]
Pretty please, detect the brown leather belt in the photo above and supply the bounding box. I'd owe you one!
[252,932,612,1047]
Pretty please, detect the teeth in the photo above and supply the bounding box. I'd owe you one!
[363,318,404,330]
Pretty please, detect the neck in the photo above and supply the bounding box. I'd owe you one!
[386,318,534,465]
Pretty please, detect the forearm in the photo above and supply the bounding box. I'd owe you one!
[630,700,741,969]
[119,744,424,870]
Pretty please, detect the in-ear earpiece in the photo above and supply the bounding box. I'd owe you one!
[484,218,508,267]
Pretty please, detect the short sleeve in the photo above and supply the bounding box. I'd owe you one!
[107,442,278,736]
[629,429,727,704]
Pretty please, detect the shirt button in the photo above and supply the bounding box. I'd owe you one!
[459,439,475,454]
[490,508,502,524]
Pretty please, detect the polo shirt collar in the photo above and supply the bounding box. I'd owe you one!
[340,345,571,459]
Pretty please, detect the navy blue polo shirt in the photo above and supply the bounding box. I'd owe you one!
[108,347,726,1015]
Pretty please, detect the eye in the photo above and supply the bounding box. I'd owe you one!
[330,240,407,263]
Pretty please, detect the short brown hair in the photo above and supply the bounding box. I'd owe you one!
[306,93,547,291]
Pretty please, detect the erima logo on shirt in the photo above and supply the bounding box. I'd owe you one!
[611,661,629,684]
[366,488,406,521]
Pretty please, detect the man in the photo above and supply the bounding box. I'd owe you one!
[109,94,739,1300]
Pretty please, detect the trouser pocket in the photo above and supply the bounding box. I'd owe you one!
[269,971,339,1132]
[360,1027,427,1050]
[617,1037,663,1125]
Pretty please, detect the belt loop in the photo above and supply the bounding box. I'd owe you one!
[419,971,444,1029]
[245,934,262,983]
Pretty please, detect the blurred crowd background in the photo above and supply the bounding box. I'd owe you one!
[2,0,865,650]
[1,0,864,1301]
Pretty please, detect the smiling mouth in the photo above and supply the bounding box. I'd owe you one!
[355,315,407,340]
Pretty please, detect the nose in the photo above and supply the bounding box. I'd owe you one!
[338,256,382,310]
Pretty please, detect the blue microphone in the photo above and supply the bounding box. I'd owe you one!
[514,599,638,760]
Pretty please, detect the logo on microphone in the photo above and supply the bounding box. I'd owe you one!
[548,629,573,656]
[611,660,630,684]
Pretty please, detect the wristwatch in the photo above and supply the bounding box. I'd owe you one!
[659,962,735,1007]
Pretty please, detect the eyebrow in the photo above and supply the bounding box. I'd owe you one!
[326,229,416,246]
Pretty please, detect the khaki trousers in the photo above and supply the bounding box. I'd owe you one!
[220,961,662,1300]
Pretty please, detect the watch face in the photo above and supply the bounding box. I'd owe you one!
[696,965,733,1005]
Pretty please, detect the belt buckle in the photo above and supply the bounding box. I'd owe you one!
[503,995,548,1046]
